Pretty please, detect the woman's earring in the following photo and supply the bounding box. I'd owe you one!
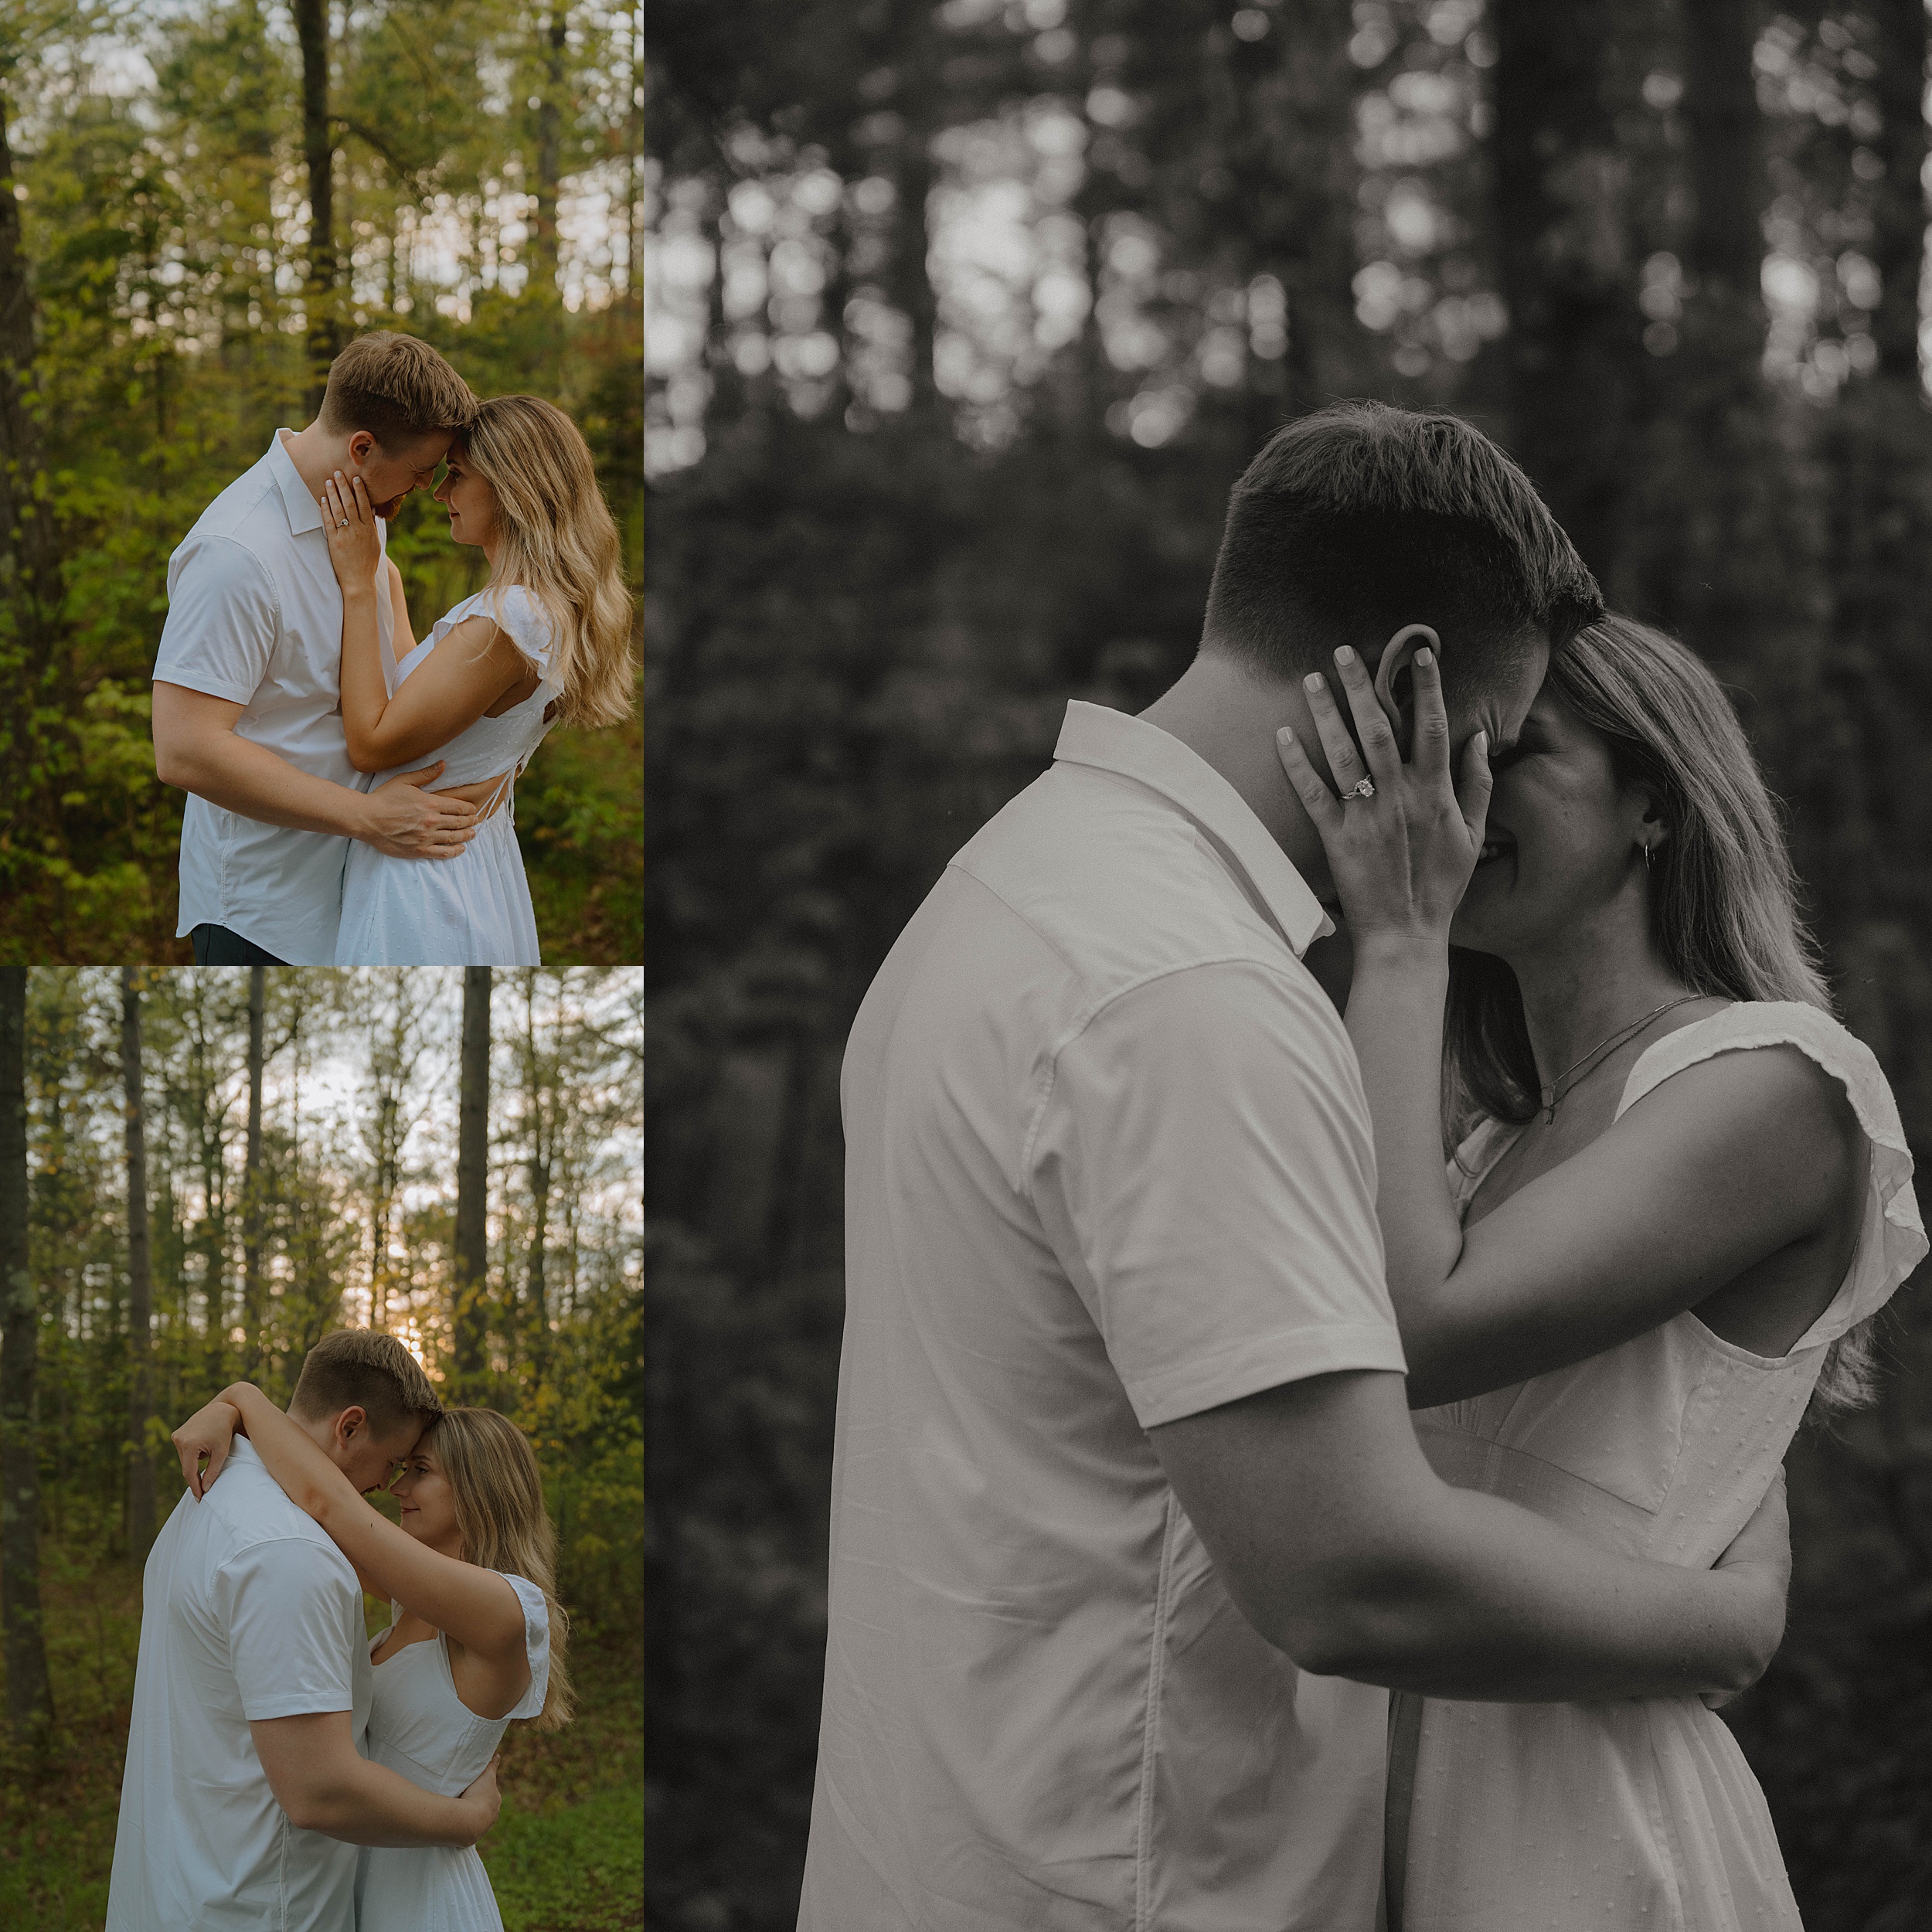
[1642,843,1653,872]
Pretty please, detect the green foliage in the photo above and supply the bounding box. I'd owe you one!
[0,2,643,963]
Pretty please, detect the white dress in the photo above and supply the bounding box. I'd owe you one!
[1386,1002,1925,1932]
[335,585,560,965]
[354,1571,552,1932]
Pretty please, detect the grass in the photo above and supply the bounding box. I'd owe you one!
[0,1547,641,1930]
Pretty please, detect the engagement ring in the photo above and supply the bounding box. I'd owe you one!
[1345,776,1375,800]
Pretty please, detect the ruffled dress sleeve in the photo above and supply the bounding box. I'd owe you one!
[485,586,557,680]
[1614,999,1927,1348]
[498,1572,553,1722]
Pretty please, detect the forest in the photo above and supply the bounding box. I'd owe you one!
[0,964,645,1928]
[648,0,1932,1927]
[0,2,644,964]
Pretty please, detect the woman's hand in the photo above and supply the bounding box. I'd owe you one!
[173,1396,243,1500]
[1274,643,1492,954]
[321,471,383,598]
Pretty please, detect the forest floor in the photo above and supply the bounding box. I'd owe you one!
[0,1544,642,1930]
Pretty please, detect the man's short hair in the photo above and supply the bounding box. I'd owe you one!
[290,1328,444,1437]
[1201,400,1603,689]
[318,332,477,447]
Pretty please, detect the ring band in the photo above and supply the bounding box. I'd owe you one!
[338,519,349,529]
[1345,776,1375,800]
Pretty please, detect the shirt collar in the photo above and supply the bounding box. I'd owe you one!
[1053,699,1335,957]
[268,429,325,536]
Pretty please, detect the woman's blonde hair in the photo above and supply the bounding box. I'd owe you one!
[1444,613,1876,1413]
[424,1406,576,1729]
[458,395,635,730]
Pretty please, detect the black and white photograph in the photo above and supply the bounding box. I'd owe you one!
[648,3,1932,1928]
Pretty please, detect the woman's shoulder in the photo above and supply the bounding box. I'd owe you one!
[1621,999,1905,1151]
[482,584,556,659]
[494,1570,551,1638]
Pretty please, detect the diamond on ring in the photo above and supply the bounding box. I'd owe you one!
[1345,776,1376,800]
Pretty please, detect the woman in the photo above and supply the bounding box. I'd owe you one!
[321,393,634,964]
[1275,616,1924,1929]
[172,1389,575,1932]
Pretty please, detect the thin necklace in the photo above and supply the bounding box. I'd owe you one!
[1538,995,1706,1124]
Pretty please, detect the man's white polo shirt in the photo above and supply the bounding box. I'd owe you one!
[799,701,1406,1932]
[153,430,391,964]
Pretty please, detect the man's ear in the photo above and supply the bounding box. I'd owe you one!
[345,430,377,469]
[334,1403,369,1447]
[1372,623,1440,753]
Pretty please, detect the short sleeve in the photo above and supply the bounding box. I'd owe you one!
[154,535,280,703]
[499,1573,552,1721]
[216,1536,361,1721]
[486,587,555,673]
[1618,1000,1927,1345]
[1029,959,1405,1430]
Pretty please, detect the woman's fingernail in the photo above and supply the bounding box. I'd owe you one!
[1334,645,1355,665]
[1416,646,1433,666]
[1475,730,1488,753]
[1304,672,1323,692]
[1277,726,1294,742]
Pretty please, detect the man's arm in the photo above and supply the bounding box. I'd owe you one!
[1149,1369,1787,1702]
[250,1709,500,1848]
[152,682,478,859]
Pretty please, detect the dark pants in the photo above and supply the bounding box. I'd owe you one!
[190,924,288,966]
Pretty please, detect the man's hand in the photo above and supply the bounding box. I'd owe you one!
[355,764,479,859]
[1702,1468,1791,1708]
[455,1756,502,1843]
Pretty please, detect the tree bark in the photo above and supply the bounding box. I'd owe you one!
[123,969,157,1559]
[453,968,491,1394]
[0,966,53,1740]
[1489,0,1648,578]
[242,967,264,1375]
[294,0,338,414]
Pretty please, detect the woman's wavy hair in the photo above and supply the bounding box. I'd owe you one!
[425,1406,576,1729]
[457,395,635,730]
[1444,612,1874,1413]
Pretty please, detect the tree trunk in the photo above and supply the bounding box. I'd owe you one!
[453,968,491,1394]
[242,967,264,1375]
[0,81,56,828]
[294,0,338,414]
[123,969,157,1560]
[521,981,553,1383]
[1489,0,1649,579]
[532,9,566,298]
[1866,0,1929,384]
[0,966,53,1740]
[1250,0,1361,421]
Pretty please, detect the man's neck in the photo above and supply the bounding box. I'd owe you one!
[1138,651,1329,883]
[280,421,349,499]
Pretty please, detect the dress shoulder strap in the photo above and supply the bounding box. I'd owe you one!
[1616,1001,1926,1347]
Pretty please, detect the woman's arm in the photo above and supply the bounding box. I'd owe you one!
[1274,645,1486,1315]
[323,474,526,774]
[1280,648,1861,1408]
[1393,1046,1859,1404]
[186,1383,527,1665]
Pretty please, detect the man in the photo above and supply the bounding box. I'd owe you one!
[152,332,481,965]
[107,1329,490,1930]
[798,402,1792,1930]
